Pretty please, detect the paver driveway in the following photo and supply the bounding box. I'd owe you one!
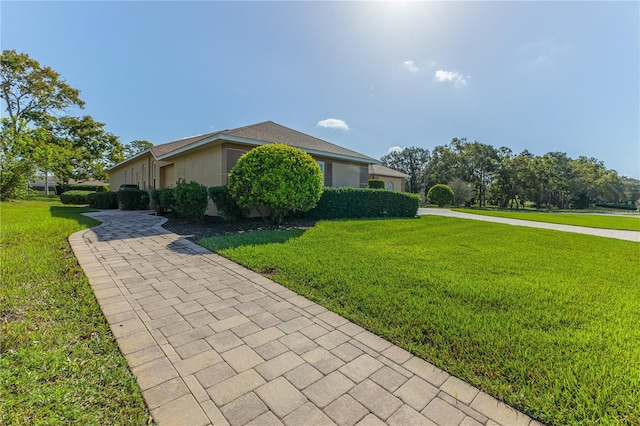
[69,210,540,426]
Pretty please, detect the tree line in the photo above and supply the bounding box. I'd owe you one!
[1,50,151,200]
[381,140,640,209]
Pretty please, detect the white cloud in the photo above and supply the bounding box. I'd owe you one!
[388,146,403,153]
[433,69,470,85]
[403,60,419,72]
[317,118,349,131]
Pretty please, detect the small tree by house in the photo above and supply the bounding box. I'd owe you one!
[228,144,323,223]
[427,184,455,207]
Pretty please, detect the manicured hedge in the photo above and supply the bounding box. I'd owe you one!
[150,188,176,215]
[60,190,94,205]
[56,184,108,195]
[208,185,244,221]
[305,187,419,219]
[368,179,385,189]
[88,192,119,209]
[174,182,209,222]
[117,189,150,210]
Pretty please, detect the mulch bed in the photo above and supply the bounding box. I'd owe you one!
[161,214,316,243]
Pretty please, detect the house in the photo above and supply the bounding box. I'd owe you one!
[368,164,409,192]
[107,121,382,214]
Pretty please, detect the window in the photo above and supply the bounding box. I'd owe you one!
[142,164,147,190]
[223,149,248,184]
[124,170,128,184]
[387,181,394,191]
[152,161,157,189]
[316,161,325,178]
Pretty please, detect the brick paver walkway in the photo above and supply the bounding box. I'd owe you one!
[69,210,541,426]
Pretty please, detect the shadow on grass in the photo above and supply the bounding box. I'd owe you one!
[198,228,308,253]
[49,206,99,228]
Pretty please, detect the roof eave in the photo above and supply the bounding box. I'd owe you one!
[218,134,378,164]
[106,149,156,171]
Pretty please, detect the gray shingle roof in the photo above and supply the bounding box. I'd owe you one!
[150,131,221,157]
[116,121,377,168]
[221,121,376,162]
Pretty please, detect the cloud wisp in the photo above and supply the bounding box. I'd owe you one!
[403,60,419,72]
[317,118,349,131]
[433,69,470,85]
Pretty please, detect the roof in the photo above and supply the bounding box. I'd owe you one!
[150,132,220,157]
[109,121,377,170]
[221,121,376,162]
[368,164,409,179]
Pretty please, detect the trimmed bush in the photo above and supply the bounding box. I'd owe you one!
[87,191,118,209]
[96,185,109,193]
[427,184,455,207]
[117,189,150,210]
[150,188,176,215]
[304,187,419,219]
[56,184,104,195]
[208,186,244,221]
[368,179,385,189]
[60,190,94,205]
[229,144,323,223]
[174,182,209,222]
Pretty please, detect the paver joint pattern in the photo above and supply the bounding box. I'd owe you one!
[69,210,541,426]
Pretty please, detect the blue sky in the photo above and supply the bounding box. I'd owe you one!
[2,1,639,177]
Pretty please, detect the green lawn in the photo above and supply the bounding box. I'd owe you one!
[0,199,150,424]
[452,208,640,231]
[200,217,640,425]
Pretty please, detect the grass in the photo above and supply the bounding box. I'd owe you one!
[0,199,151,424]
[200,217,640,425]
[451,208,640,231]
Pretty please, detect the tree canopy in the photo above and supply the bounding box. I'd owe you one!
[1,50,123,198]
[382,138,638,209]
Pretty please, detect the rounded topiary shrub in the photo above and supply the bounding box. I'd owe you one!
[60,190,94,205]
[228,143,323,223]
[174,182,209,222]
[427,184,455,207]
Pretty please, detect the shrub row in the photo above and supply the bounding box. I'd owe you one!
[88,192,119,209]
[56,184,108,195]
[368,179,385,189]
[174,182,209,222]
[306,187,420,219]
[150,184,419,221]
[151,182,209,222]
[60,190,95,205]
[150,188,176,215]
[208,186,244,221]
[117,189,150,210]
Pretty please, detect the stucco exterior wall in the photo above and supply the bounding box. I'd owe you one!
[108,153,153,191]
[168,145,223,188]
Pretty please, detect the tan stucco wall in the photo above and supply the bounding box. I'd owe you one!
[168,145,223,188]
[108,154,153,191]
